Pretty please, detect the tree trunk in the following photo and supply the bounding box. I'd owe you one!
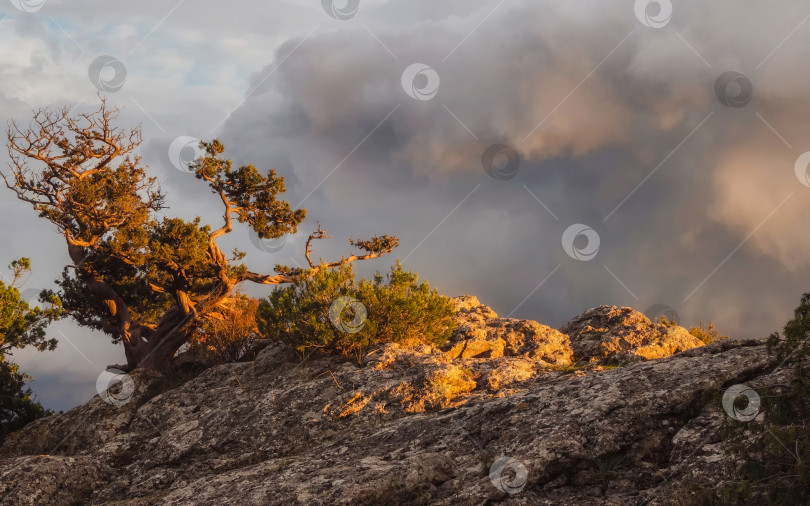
[115,327,188,374]
[132,346,178,374]
[116,284,233,373]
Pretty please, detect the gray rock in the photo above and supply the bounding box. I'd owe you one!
[446,296,573,365]
[561,305,704,364]
[0,300,774,505]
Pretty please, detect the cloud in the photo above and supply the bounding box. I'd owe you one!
[217,0,810,336]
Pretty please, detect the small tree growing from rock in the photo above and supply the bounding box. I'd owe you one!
[3,99,397,373]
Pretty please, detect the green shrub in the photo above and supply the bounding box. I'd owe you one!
[0,258,60,442]
[768,293,810,371]
[688,322,728,345]
[713,293,810,504]
[657,315,727,345]
[188,295,260,365]
[658,315,679,327]
[257,260,456,360]
[0,359,51,442]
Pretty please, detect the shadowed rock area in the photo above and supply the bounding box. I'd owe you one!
[0,297,776,505]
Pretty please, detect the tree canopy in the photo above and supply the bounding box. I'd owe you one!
[0,258,61,356]
[3,98,398,372]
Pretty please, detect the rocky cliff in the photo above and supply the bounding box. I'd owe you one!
[0,297,778,505]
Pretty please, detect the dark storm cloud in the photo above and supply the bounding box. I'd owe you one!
[218,0,810,340]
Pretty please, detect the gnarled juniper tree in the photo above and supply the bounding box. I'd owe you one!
[3,98,398,373]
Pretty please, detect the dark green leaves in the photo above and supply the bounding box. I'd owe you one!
[257,260,455,359]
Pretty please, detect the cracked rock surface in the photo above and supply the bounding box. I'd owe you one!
[0,297,773,504]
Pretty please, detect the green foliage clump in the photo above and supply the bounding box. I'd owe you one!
[188,295,260,365]
[0,360,52,442]
[768,293,810,370]
[257,261,456,360]
[657,315,728,345]
[658,315,679,327]
[713,293,810,504]
[0,258,62,355]
[688,322,728,345]
[0,258,60,442]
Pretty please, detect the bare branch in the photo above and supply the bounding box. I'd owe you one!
[305,221,331,268]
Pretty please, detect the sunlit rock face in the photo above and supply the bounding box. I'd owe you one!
[446,296,574,365]
[561,305,705,365]
[0,298,773,505]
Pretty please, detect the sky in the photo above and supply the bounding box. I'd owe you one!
[2,0,810,411]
